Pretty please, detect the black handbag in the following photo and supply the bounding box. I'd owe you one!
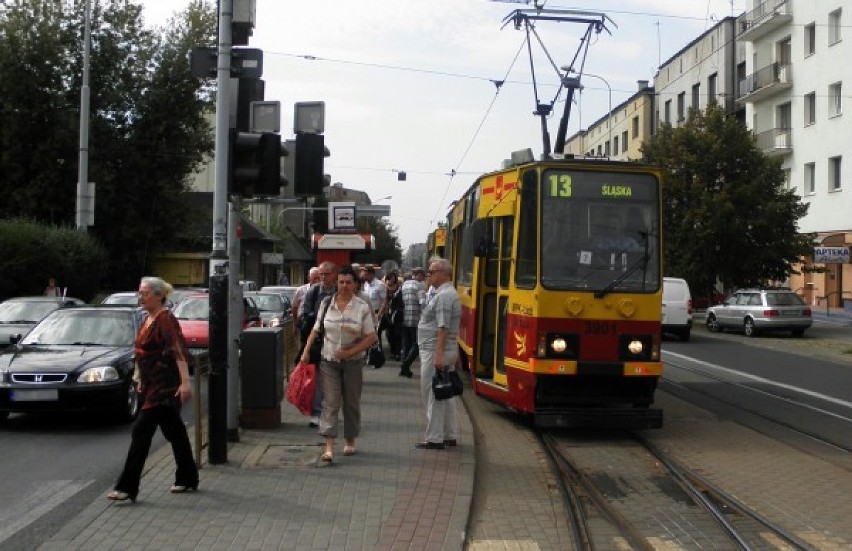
[368,343,385,369]
[448,370,463,396]
[432,369,455,401]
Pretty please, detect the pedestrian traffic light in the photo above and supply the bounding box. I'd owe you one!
[229,130,284,197]
[294,132,327,196]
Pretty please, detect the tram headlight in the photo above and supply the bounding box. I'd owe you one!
[551,337,567,354]
[538,332,578,359]
[627,339,644,355]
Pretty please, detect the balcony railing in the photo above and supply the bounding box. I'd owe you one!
[738,62,792,101]
[755,127,792,155]
[737,0,791,41]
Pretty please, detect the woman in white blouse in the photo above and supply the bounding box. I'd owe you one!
[300,265,378,462]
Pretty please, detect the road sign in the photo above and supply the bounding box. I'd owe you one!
[813,247,850,264]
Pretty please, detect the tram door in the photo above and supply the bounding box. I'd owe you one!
[478,216,513,388]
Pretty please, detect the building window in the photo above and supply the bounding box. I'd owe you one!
[804,162,815,195]
[692,83,700,111]
[829,156,842,191]
[805,92,816,126]
[631,116,639,139]
[829,9,842,46]
[677,92,685,122]
[622,130,628,153]
[664,100,672,124]
[805,22,816,56]
[605,141,610,156]
[829,82,842,116]
[708,73,717,103]
[783,168,791,190]
[613,135,619,155]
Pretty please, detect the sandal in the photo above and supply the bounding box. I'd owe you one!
[320,450,334,462]
[343,445,356,456]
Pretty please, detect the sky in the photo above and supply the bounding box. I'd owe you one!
[141,0,746,249]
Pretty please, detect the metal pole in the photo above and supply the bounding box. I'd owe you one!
[583,73,612,155]
[76,0,91,230]
[227,199,242,441]
[208,0,233,465]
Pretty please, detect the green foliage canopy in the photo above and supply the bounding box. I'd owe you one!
[642,103,813,296]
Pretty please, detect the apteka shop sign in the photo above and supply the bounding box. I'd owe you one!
[813,247,851,263]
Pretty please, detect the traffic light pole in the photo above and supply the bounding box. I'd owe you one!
[208,0,233,465]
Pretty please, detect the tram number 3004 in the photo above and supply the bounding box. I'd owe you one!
[584,321,618,335]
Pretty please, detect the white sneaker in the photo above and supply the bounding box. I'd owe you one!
[309,416,319,427]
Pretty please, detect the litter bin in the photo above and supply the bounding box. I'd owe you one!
[240,326,284,428]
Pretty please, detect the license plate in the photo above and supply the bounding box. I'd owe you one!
[11,389,58,401]
[780,310,800,317]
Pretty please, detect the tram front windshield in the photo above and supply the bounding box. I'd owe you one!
[540,170,660,292]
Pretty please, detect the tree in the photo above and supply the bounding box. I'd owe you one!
[642,103,813,297]
[357,216,402,266]
[0,1,216,289]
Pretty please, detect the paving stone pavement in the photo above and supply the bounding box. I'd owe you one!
[38,361,473,551]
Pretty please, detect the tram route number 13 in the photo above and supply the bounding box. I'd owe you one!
[548,174,572,198]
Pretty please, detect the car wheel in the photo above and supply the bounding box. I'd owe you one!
[679,328,691,341]
[119,377,141,423]
[706,314,720,332]
[743,318,757,337]
[792,328,805,337]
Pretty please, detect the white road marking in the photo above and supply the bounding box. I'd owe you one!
[0,479,93,544]
[663,350,852,410]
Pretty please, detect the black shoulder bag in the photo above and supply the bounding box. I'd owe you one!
[308,295,333,364]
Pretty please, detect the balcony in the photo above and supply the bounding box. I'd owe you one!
[738,62,792,102]
[737,0,792,42]
[755,127,792,156]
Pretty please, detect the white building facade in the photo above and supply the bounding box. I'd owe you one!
[737,0,852,306]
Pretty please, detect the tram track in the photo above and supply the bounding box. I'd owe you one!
[539,430,816,550]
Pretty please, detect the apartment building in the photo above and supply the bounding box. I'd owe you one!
[737,0,852,306]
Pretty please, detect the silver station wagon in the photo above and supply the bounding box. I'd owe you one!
[705,288,812,337]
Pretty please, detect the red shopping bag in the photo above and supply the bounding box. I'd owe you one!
[286,361,316,416]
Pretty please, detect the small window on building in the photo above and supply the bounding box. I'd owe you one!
[783,168,791,190]
[829,156,842,191]
[664,100,672,124]
[829,9,842,46]
[613,135,619,155]
[708,73,717,104]
[692,83,700,111]
[805,22,816,56]
[805,92,816,126]
[622,130,628,152]
[631,116,639,139]
[677,92,685,122]
[804,162,816,195]
[829,82,842,116]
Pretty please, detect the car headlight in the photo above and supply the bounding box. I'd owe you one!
[77,366,120,383]
[269,316,282,327]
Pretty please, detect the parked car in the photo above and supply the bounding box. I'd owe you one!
[260,285,299,303]
[172,293,262,351]
[0,296,85,349]
[705,288,812,337]
[239,280,258,292]
[170,287,208,308]
[245,291,292,328]
[0,305,143,422]
[661,277,693,341]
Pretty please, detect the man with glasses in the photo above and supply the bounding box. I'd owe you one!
[298,261,338,426]
[415,257,461,450]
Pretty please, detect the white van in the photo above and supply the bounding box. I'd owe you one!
[662,277,693,341]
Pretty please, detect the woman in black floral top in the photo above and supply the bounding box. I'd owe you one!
[107,277,198,503]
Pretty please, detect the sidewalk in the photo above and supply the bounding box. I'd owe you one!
[40,361,474,551]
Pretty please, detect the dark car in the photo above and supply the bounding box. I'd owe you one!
[0,296,85,349]
[245,291,292,328]
[0,305,143,422]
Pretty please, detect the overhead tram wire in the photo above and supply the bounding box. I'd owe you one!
[428,37,528,233]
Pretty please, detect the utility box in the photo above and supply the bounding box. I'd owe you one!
[240,327,284,428]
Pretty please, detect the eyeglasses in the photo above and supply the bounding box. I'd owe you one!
[319,272,333,276]
[427,269,443,275]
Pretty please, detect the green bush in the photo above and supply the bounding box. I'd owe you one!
[0,219,107,302]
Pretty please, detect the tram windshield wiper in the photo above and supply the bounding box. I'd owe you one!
[594,232,650,299]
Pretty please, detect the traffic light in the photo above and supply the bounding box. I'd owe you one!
[229,130,284,197]
[294,132,326,196]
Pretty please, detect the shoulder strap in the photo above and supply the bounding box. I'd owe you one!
[318,295,334,334]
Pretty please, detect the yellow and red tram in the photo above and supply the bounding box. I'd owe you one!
[445,152,664,428]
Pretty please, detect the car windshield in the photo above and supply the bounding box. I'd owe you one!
[22,309,136,346]
[249,294,283,311]
[261,287,297,301]
[103,294,138,305]
[173,297,209,320]
[0,301,60,324]
[766,293,806,307]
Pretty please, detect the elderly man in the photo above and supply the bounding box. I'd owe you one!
[415,257,461,449]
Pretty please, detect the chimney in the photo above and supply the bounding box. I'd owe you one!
[637,80,649,90]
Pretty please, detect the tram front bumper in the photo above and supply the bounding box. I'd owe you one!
[534,407,663,429]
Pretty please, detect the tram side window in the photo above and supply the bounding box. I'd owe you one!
[515,170,538,288]
[457,225,473,287]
